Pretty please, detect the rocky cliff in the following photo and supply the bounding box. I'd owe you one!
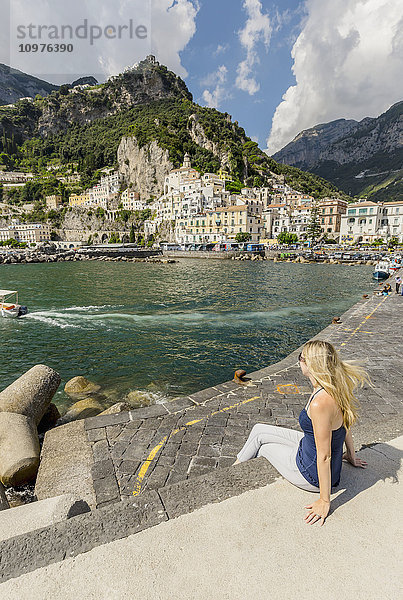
[0,64,58,105]
[36,59,192,138]
[118,137,173,200]
[273,119,360,169]
[273,102,403,200]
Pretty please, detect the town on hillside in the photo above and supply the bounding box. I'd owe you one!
[0,154,402,248]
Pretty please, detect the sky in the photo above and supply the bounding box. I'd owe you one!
[1,0,403,155]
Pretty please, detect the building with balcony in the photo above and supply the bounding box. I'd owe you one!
[319,198,348,239]
[340,201,382,243]
[69,193,91,207]
[0,222,51,243]
[121,189,147,211]
[376,201,403,242]
[175,204,263,245]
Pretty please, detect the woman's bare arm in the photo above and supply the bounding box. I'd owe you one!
[343,429,368,468]
[303,396,333,525]
[310,399,333,503]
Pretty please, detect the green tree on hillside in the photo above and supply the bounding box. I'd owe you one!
[306,204,322,243]
[129,223,136,243]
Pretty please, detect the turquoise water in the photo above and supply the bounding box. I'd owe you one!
[0,260,375,413]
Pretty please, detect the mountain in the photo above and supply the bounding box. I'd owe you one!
[0,64,58,105]
[70,77,98,87]
[273,102,403,201]
[0,56,351,202]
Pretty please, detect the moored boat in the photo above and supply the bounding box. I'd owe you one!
[372,260,390,280]
[0,290,28,318]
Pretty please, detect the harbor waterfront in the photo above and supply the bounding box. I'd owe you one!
[0,260,375,414]
[0,270,401,588]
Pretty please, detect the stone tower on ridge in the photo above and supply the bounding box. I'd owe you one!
[183,152,191,169]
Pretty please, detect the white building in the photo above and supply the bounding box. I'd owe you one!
[88,170,122,209]
[0,222,51,243]
[121,189,148,211]
[0,171,33,184]
[340,201,383,244]
[377,201,403,242]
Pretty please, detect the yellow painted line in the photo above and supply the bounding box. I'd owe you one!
[340,295,388,347]
[276,383,300,394]
[132,435,169,495]
[132,396,260,496]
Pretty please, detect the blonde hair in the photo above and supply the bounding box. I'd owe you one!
[302,340,369,430]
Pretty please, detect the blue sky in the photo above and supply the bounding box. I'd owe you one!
[181,0,303,149]
[1,0,403,154]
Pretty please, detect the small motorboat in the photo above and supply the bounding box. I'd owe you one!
[372,260,390,281]
[0,290,28,318]
[389,259,401,273]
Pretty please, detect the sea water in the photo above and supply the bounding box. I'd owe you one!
[0,259,375,413]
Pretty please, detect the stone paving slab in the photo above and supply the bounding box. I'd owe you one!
[81,280,403,508]
[0,458,278,583]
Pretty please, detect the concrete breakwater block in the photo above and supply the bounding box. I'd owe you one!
[0,482,9,510]
[0,494,90,543]
[35,420,96,509]
[0,364,61,487]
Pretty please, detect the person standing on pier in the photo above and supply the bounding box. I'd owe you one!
[395,275,401,294]
[233,340,368,525]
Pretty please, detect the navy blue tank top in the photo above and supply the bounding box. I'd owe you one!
[296,388,346,488]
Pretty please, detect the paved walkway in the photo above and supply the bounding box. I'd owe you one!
[84,286,403,508]
[2,435,402,599]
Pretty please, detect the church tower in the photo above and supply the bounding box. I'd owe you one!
[183,152,191,169]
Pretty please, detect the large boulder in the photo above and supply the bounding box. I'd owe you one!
[0,365,61,487]
[64,376,101,398]
[57,398,104,426]
[126,390,152,408]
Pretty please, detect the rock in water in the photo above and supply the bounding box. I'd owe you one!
[64,376,101,398]
[57,398,104,425]
[126,390,153,408]
[98,402,131,415]
[0,365,61,487]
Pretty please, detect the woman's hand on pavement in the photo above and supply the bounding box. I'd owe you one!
[304,499,330,526]
[342,452,368,468]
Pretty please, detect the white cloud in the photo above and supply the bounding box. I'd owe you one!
[1,0,199,83]
[202,65,228,108]
[235,0,272,95]
[266,0,403,154]
[150,0,200,78]
[214,43,229,56]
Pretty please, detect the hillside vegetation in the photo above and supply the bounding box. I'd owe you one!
[0,58,351,201]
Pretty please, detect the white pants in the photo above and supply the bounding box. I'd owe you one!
[236,423,319,492]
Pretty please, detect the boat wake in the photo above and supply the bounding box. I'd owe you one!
[23,301,349,331]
